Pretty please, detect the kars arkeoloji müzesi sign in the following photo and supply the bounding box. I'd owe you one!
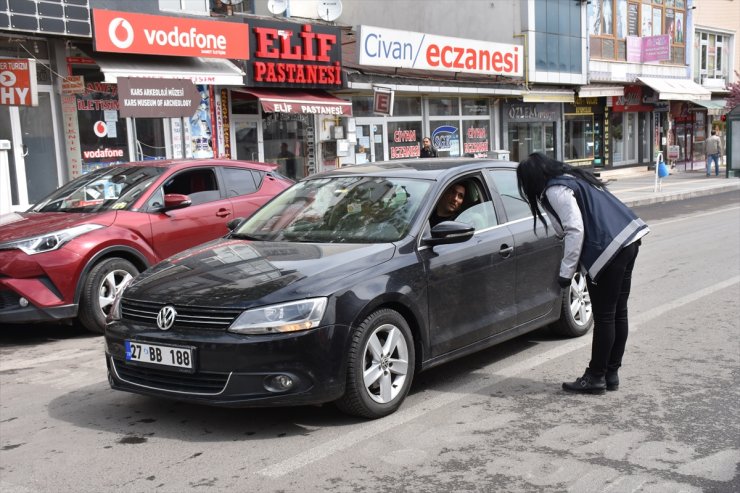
[243,19,342,90]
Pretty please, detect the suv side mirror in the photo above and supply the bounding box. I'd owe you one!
[422,221,475,247]
[162,193,191,211]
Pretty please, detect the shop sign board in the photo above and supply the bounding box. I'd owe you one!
[62,76,85,95]
[609,86,653,112]
[626,35,670,63]
[92,9,249,60]
[117,77,200,118]
[358,26,522,78]
[0,58,37,106]
[373,87,393,116]
[244,19,343,89]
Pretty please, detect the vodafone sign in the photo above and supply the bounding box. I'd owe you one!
[92,9,249,60]
[358,26,522,78]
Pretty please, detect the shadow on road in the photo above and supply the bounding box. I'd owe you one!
[0,321,95,347]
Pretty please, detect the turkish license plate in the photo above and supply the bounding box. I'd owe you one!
[125,340,194,370]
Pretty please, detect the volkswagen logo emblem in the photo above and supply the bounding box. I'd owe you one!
[157,306,177,331]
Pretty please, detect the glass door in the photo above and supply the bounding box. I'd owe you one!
[232,116,261,162]
[0,93,60,213]
[354,121,386,164]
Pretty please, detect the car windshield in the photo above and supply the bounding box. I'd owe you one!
[234,176,432,243]
[30,166,166,213]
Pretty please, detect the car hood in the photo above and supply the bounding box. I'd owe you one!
[0,212,116,242]
[125,238,396,307]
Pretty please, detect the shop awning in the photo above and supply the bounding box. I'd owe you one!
[691,99,728,115]
[94,54,245,86]
[578,85,624,98]
[522,89,575,103]
[637,77,711,101]
[232,88,353,116]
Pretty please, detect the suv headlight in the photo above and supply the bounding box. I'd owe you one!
[228,298,328,335]
[0,224,104,255]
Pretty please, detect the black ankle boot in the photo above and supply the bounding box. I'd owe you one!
[562,370,606,395]
[606,371,619,391]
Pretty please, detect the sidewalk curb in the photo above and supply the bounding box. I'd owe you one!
[619,181,740,207]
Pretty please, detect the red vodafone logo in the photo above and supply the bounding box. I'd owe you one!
[93,121,108,138]
[109,18,134,50]
[92,9,250,60]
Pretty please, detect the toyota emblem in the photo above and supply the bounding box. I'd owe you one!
[157,306,177,331]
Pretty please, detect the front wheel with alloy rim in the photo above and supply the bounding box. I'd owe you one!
[78,258,138,334]
[551,271,593,337]
[336,309,416,419]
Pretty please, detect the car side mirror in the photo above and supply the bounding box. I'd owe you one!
[227,217,245,231]
[162,193,191,211]
[423,221,475,247]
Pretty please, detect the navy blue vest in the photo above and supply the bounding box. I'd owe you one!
[543,176,649,281]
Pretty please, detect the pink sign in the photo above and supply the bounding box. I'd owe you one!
[626,36,642,63]
[642,34,670,62]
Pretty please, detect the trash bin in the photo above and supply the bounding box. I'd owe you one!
[489,150,511,161]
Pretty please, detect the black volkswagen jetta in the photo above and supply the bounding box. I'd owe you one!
[105,159,593,419]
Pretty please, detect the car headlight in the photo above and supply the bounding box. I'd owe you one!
[107,277,134,323]
[0,224,104,255]
[228,298,328,335]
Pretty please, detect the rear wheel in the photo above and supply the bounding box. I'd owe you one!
[551,271,593,337]
[78,258,138,334]
[336,309,415,419]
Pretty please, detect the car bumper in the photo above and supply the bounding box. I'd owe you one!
[0,287,77,323]
[104,321,352,407]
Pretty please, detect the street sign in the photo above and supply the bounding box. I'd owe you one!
[117,77,200,118]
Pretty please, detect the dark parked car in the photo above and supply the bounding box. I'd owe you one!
[0,159,292,333]
[104,159,593,418]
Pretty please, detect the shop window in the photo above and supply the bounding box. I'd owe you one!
[462,121,490,157]
[262,113,312,180]
[564,114,595,162]
[428,98,459,116]
[430,120,461,157]
[462,99,490,116]
[351,96,375,117]
[393,97,422,117]
[387,121,422,160]
[231,98,259,115]
[135,118,168,161]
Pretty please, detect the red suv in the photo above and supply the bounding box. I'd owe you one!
[0,159,292,333]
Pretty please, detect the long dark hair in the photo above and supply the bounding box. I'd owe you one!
[516,152,605,232]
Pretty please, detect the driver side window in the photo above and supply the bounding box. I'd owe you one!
[487,169,531,222]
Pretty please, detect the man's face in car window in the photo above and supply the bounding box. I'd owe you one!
[438,184,465,216]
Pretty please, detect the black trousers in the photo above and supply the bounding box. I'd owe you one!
[586,241,640,377]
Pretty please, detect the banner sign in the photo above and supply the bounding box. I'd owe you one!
[358,25,522,78]
[0,58,38,106]
[243,19,343,89]
[626,35,670,63]
[117,77,200,118]
[92,9,250,60]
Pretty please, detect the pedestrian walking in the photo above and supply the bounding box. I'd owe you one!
[516,153,650,394]
[705,130,723,177]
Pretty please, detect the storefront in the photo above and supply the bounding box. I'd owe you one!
[607,86,653,167]
[343,25,524,165]
[228,18,349,179]
[502,102,560,163]
[563,97,605,167]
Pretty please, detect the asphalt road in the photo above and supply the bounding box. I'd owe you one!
[1,191,738,493]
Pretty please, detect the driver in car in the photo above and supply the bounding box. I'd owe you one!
[430,183,465,227]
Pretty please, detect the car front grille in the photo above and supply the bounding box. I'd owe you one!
[112,358,229,394]
[121,298,242,331]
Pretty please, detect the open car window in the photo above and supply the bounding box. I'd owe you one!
[234,176,432,243]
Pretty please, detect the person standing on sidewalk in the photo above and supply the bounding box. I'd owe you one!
[517,153,650,394]
[705,130,723,177]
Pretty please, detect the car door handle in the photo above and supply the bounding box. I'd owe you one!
[216,208,231,218]
[499,244,514,258]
